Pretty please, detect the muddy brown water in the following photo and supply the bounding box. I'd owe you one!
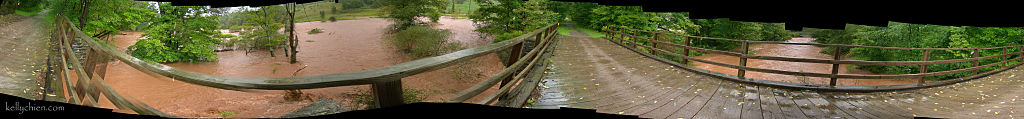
[97,17,504,118]
[691,37,920,86]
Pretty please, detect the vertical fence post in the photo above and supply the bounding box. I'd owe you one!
[830,46,842,86]
[626,28,634,48]
[738,41,749,80]
[371,79,403,108]
[617,27,624,44]
[652,32,660,56]
[1003,47,1009,66]
[502,42,523,87]
[682,36,691,64]
[973,49,980,75]
[1019,46,1024,61]
[919,50,931,85]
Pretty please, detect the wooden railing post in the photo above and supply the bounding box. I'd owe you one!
[682,36,691,64]
[738,41,749,80]
[919,50,931,85]
[652,32,660,56]
[830,46,842,86]
[371,79,403,108]
[626,28,634,48]
[1003,47,1009,66]
[972,49,980,75]
[501,42,524,87]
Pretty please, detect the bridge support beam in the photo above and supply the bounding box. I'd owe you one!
[372,79,403,108]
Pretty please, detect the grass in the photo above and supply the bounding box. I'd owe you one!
[442,0,481,15]
[556,26,572,36]
[574,26,606,38]
[294,1,383,23]
[14,9,41,16]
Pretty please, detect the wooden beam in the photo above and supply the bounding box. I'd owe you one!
[371,79,403,108]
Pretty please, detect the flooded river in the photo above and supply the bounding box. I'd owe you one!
[691,37,920,86]
[97,17,504,117]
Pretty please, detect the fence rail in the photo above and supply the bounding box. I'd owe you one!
[602,26,1024,92]
[51,13,560,116]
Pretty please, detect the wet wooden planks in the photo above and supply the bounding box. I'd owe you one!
[536,29,1024,119]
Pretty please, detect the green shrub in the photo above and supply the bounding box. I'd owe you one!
[390,25,459,58]
[307,28,324,34]
[329,16,337,22]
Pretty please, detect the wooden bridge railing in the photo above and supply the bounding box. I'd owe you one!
[52,13,560,117]
[602,26,1024,92]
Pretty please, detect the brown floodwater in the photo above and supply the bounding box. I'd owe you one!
[691,37,921,86]
[96,17,504,118]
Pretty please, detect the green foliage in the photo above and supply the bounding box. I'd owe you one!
[128,3,220,63]
[233,6,289,51]
[470,0,559,43]
[332,6,338,14]
[428,8,441,22]
[329,16,336,22]
[811,22,1024,80]
[308,28,324,34]
[219,111,235,118]
[320,11,326,21]
[575,26,605,38]
[688,19,789,53]
[382,0,444,31]
[556,26,571,36]
[389,25,460,58]
[46,0,156,37]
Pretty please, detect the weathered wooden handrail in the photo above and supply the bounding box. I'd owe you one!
[54,14,176,117]
[54,12,561,116]
[604,26,1024,91]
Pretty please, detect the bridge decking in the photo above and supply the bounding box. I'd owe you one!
[532,28,1024,119]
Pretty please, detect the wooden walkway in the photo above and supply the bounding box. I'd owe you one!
[531,29,1024,119]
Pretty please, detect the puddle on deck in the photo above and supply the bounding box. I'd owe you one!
[97,17,504,118]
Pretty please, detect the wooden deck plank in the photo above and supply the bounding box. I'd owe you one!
[738,85,763,119]
[770,88,812,119]
[665,78,724,119]
[642,75,722,119]
[756,86,786,119]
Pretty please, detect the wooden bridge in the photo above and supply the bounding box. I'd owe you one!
[43,13,1024,118]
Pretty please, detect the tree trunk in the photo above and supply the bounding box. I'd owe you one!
[79,0,89,28]
[288,3,298,64]
[263,8,274,57]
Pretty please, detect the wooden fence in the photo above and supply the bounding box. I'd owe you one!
[50,13,560,117]
[602,26,1024,92]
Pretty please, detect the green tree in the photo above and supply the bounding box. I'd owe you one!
[382,0,444,31]
[128,3,220,63]
[470,0,558,42]
[47,0,155,37]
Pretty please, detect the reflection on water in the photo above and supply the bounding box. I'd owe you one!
[691,37,919,86]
